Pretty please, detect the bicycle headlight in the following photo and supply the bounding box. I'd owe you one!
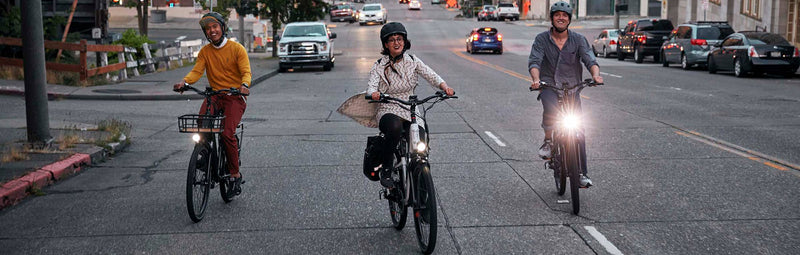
[192,133,201,143]
[561,114,581,130]
[415,142,427,152]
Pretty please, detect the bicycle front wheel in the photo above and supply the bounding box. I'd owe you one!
[565,140,581,215]
[555,145,566,196]
[414,164,437,254]
[187,143,211,222]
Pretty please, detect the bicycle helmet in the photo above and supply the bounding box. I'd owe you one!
[379,22,411,54]
[549,1,573,20]
[199,12,228,43]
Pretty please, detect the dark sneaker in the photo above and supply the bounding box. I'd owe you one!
[538,140,552,159]
[379,167,394,189]
[230,176,243,195]
[580,174,593,188]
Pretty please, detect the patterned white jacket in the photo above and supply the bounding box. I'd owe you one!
[366,53,445,124]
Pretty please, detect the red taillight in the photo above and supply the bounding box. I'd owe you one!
[748,46,759,58]
[637,36,646,44]
[794,48,800,57]
[609,40,616,45]
[690,39,707,46]
[497,34,502,41]
[472,34,478,41]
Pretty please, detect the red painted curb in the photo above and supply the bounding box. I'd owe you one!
[0,153,90,210]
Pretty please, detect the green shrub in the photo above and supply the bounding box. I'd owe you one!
[112,29,156,61]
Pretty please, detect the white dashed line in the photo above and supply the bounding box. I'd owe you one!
[484,131,506,147]
[600,72,623,78]
[585,226,624,255]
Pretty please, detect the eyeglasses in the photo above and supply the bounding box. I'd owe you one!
[386,38,404,44]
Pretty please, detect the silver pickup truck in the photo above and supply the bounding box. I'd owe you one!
[277,22,337,72]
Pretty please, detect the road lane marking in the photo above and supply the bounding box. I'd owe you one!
[675,131,799,173]
[584,226,624,255]
[484,131,507,147]
[599,72,623,78]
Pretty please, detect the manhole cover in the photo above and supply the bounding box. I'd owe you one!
[91,89,141,94]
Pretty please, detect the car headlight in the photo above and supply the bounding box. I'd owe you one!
[279,43,287,52]
[359,13,365,18]
[192,133,201,143]
[318,42,328,51]
[376,12,383,17]
[561,114,581,130]
[415,142,427,152]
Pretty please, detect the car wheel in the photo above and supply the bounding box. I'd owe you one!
[707,56,717,74]
[603,47,611,58]
[661,52,669,67]
[323,62,332,71]
[278,64,287,73]
[634,47,644,63]
[681,53,690,70]
[734,58,747,77]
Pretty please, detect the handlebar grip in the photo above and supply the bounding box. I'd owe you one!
[365,94,372,100]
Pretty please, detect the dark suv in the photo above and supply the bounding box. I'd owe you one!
[661,21,734,69]
[618,19,674,63]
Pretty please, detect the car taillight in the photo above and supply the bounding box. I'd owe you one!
[609,40,616,45]
[497,34,502,42]
[637,36,646,44]
[690,39,707,46]
[794,48,800,57]
[472,34,478,41]
[748,46,759,58]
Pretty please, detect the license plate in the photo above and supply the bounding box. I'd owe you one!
[483,38,492,42]
[770,51,781,58]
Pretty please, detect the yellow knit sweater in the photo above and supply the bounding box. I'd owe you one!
[184,40,252,91]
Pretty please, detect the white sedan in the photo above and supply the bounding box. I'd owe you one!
[408,0,421,10]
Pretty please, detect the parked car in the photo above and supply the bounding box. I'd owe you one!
[466,27,503,54]
[399,0,409,3]
[494,3,519,21]
[431,0,442,4]
[330,2,356,23]
[477,5,496,21]
[277,22,337,72]
[661,21,734,70]
[592,29,620,58]
[707,32,799,77]
[409,0,421,10]
[618,18,674,63]
[359,3,387,26]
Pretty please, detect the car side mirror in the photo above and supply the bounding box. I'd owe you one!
[330,33,337,39]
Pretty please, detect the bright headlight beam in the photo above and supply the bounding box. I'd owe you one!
[416,142,427,152]
[562,114,580,130]
[192,133,201,143]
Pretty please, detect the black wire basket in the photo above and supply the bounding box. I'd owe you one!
[178,114,225,133]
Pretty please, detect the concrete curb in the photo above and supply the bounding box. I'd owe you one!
[0,139,130,210]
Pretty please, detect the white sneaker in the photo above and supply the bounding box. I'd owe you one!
[580,174,593,187]
[538,140,552,159]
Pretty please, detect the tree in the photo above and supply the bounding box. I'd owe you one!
[124,0,150,36]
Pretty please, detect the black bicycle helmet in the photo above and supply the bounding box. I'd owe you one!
[379,22,411,55]
[550,1,573,20]
[199,12,228,43]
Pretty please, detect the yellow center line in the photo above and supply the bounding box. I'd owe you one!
[451,49,590,99]
[675,130,796,172]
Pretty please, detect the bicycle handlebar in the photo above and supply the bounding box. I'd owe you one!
[175,83,250,96]
[365,91,458,105]
[529,78,603,91]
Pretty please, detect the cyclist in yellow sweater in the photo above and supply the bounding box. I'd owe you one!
[174,12,251,195]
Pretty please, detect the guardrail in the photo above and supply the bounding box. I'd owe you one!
[0,37,204,82]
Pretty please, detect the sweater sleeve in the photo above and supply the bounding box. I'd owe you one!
[183,47,207,84]
[366,60,381,94]
[236,44,252,85]
[414,56,445,89]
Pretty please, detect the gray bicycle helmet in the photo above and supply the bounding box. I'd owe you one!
[550,1,573,20]
[199,12,228,43]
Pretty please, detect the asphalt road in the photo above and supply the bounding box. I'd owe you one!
[3,1,800,254]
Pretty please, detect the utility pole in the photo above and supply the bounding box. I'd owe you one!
[21,0,52,148]
[239,0,245,46]
[613,0,619,29]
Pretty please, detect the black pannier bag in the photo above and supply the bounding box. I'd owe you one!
[363,135,384,181]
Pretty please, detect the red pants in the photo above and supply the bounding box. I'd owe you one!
[199,94,246,175]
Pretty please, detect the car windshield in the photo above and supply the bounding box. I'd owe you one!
[639,20,673,31]
[744,33,791,45]
[363,5,381,11]
[283,25,327,37]
[697,27,734,40]
[498,3,514,7]
[333,4,351,10]
[607,30,619,37]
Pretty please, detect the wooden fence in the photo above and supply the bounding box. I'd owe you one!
[0,37,204,82]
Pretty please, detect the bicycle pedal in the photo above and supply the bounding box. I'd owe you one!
[379,189,386,200]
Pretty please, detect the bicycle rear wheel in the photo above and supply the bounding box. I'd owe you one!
[565,140,581,215]
[414,164,437,254]
[187,143,211,222]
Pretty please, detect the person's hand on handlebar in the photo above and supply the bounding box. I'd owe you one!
[371,91,381,101]
[173,80,187,94]
[530,80,542,91]
[592,75,604,86]
[239,83,250,96]
[439,82,455,96]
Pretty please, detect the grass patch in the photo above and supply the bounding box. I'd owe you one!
[57,133,81,150]
[96,118,132,144]
[1,146,30,163]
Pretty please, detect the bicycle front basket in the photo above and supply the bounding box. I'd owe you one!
[178,114,225,133]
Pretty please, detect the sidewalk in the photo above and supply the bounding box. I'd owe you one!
[0,54,279,210]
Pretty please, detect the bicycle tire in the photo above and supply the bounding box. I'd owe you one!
[414,164,437,254]
[389,138,409,230]
[219,148,235,203]
[565,139,581,215]
[555,145,566,196]
[187,143,211,223]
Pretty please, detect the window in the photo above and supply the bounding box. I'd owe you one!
[741,0,761,19]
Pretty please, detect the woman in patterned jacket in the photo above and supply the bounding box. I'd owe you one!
[367,22,455,189]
